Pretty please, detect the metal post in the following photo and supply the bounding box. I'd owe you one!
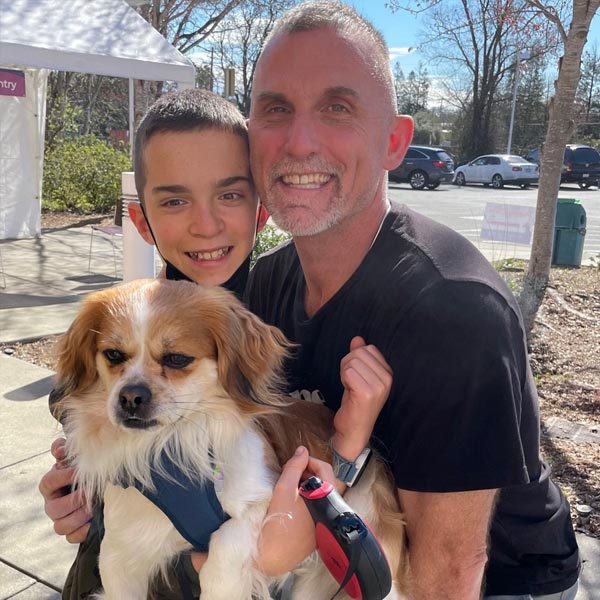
[128,78,135,161]
[506,60,520,155]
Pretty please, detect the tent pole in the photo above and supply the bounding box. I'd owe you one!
[129,78,135,161]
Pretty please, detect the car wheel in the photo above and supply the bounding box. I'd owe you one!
[409,170,428,190]
[455,172,466,186]
[578,181,592,189]
[427,182,440,190]
[491,174,504,189]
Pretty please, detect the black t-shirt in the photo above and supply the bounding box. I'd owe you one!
[246,203,579,595]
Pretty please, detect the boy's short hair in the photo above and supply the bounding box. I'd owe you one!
[134,89,248,203]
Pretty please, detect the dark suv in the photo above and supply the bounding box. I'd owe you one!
[526,144,600,189]
[388,145,455,190]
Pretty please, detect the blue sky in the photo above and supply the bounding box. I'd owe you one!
[349,1,600,80]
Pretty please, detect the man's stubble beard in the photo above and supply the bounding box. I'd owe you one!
[265,192,344,237]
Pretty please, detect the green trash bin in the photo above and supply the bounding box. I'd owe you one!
[552,198,586,267]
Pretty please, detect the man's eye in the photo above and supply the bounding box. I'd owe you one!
[103,349,126,365]
[162,353,194,369]
[266,105,288,113]
[328,103,349,113]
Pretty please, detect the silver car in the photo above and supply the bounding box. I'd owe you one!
[454,154,539,189]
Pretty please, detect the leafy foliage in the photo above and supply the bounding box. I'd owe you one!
[42,135,131,213]
[252,223,291,266]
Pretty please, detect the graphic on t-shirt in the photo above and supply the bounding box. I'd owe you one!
[290,389,326,405]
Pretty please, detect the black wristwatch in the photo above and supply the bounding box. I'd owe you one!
[332,447,372,487]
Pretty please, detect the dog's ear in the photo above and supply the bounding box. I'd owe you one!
[55,293,107,401]
[204,290,292,409]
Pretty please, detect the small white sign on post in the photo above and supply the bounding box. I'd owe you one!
[121,172,156,281]
[481,203,536,245]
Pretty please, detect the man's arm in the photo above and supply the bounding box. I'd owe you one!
[398,487,497,600]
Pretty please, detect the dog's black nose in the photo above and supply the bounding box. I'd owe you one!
[118,384,152,416]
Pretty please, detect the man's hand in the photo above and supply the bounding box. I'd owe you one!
[38,438,92,543]
[333,336,392,461]
[191,446,335,577]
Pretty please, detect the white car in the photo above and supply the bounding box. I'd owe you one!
[454,154,539,189]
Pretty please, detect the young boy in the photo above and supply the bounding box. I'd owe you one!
[129,88,269,293]
[42,89,392,599]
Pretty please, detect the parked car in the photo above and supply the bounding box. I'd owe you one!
[388,145,455,190]
[526,144,600,189]
[454,154,538,189]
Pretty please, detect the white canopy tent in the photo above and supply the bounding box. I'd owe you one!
[0,0,195,239]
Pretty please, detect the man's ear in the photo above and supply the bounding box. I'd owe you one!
[128,202,155,246]
[256,204,270,234]
[384,115,414,171]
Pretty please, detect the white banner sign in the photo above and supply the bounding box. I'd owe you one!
[481,203,536,245]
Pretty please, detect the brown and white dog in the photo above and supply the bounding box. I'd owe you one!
[53,278,406,600]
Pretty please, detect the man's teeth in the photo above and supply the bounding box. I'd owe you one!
[188,248,229,260]
[282,173,330,187]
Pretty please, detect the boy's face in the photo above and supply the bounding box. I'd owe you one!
[132,129,258,287]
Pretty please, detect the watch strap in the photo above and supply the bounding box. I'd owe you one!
[332,447,372,487]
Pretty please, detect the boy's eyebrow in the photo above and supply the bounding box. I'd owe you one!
[151,177,251,195]
[151,184,190,195]
[216,175,252,188]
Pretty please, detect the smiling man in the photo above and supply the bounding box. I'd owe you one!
[246,2,580,599]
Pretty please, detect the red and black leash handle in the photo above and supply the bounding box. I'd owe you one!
[299,476,392,600]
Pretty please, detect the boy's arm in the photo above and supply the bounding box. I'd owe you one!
[39,438,92,543]
[333,336,392,468]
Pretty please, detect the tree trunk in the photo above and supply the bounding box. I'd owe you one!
[519,0,600,338]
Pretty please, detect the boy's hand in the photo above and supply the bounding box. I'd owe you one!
[191,446,335,577]
[333,336,392,461]
[38,438,92,543]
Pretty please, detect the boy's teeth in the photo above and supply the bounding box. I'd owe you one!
[188,248,229,260]
[282,173,330,186]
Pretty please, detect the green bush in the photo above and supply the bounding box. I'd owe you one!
[252,223,291,265]
[42,135,131,213]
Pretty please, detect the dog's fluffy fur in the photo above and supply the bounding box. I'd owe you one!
[54,279,407,600]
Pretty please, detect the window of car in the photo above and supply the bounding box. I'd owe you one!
[526,149,539,163]
[435,151,452,162]
[405,148,427,159]
[488,157,501,165]
[473,157,487,166]
[569,147,600,162]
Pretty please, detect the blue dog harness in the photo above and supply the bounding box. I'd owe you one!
[134,457,230,552]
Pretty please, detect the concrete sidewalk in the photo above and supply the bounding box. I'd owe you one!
[0,225,599,599]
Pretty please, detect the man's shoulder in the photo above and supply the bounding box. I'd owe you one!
[387,202,512,298]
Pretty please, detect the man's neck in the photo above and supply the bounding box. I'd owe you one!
[295,199,390,318]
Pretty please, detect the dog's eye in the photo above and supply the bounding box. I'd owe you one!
[162,353,194,369]
[103,349,126,365]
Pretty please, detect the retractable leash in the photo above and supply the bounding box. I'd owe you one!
[299,476,392,600]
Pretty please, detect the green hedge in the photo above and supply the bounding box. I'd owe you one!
[42,135,131,213]
[252,223,291,265]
